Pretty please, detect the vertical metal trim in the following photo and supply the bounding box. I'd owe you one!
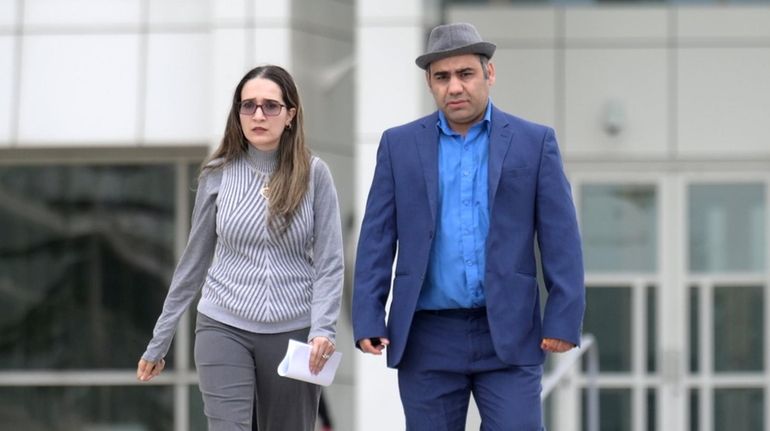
[765,175,770,431]
[555,6,566,144]
[667,7,678,161]
[9,0,24,146]
[701,279,713,431]
[136,0,150,145]
[173,161,193,431]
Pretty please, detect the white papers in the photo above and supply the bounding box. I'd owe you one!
[277,339,342,387]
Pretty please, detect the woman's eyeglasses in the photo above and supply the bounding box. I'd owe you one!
[238,99,285,117]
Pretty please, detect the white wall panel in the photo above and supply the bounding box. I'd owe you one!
[357,26,426,136]
[252,0,290,23]
[565,7,668,41]
[0,0,17,29]
[678,7,770,39]
[252,28,291,68]
[491,48,556,133]
[18,34,140,145]
[0,36,14,145]
[678,48,770,157]
[449,7,556,42]
[144,33,211,144]
[211,28,249,146]
[149,0,210,26]
[212,0,248,25]
[360,0,424,21]
[24,0,142,28]
[564,49,668,157]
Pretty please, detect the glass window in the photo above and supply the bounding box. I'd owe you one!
[0,386,173,431]
[647,388,656,431]
[584,286,632,371]
[688,183,765,273]
[190,384,207,431]
[646,286,657,373]
[581,184,657,272]
[713,285,764,372]
[689,389,699,431]
[689,286,700,373]
[583,388,631,431]
[714,389,764,431]
[0,164,177,369]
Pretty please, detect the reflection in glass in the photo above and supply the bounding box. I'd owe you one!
[581,184,657,272]
[689,286,700,373]
[646,286,657,373]
[0,386,173,431]
[583,388,631,431]
[714,389,764,431]
[647,388,656,431]
[584,287,631,372]
[689,183,765,273]
[713,286,764,372]
[190,384,207,431]
[0,165,176,369]
[689,389,699,431]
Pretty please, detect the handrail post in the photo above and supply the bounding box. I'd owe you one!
[585,336,599,431]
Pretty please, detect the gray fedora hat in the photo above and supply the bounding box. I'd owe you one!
[415,22,496,70]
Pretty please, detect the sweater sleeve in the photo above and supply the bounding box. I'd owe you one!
[141,168,221,362]
[307,158,345,344]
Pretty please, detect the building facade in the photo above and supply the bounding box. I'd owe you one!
[2,1,769,430]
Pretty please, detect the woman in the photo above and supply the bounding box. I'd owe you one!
[137,65,344,431]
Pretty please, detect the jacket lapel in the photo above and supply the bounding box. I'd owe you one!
[415,113,439,226]
[488,106,513,205]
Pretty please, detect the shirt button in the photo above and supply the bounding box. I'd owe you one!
[464,145,469,150]
[463,200,470,206]
[466,260,473,266]
[463,171,469,176]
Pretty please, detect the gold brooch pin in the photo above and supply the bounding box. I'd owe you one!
[259,186,270,199]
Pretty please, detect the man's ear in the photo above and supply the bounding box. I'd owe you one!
[425,69,432,89]
[487,61,496,87]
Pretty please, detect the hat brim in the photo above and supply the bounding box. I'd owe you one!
[415,42,496,70]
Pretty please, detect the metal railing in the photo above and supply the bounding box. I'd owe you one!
[541,334,599,431]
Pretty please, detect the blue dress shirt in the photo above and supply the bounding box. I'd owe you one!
[416,101,492,310]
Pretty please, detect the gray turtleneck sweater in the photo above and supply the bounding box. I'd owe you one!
[142,146,344,362]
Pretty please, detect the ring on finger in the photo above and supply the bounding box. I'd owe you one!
[321,353,330,359]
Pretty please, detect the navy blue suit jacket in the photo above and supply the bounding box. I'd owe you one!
[352,106,585,368]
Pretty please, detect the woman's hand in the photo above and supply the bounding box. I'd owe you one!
[308,336,335,375]
[136,358,166,382]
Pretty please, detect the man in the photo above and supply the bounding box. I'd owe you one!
[352,22,585,430]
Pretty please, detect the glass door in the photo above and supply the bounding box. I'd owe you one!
[685,180,767,431]
[575,178,661,431]
[568,171,769,431]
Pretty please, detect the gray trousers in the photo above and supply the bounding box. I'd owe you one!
[194,313,321,431]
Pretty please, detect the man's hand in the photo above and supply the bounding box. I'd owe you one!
[358,337,390,355]
[541,338,575,353]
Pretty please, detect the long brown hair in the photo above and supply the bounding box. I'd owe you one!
[203,65,311,232]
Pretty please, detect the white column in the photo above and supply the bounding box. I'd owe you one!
[353,2,439,430]
[658,174,687,430]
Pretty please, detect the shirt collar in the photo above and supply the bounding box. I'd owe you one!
[437,99,493,136]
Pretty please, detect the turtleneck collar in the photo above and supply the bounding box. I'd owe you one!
[246,144,278,174]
